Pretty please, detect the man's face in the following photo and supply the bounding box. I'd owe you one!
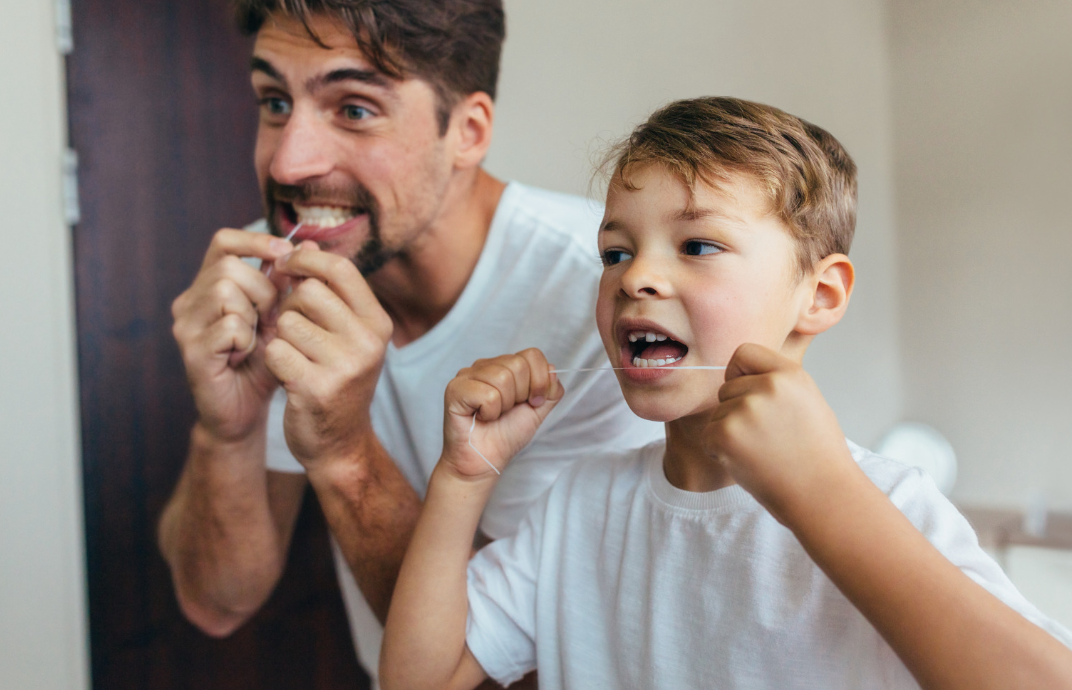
[251,14,454,274]
[595,164,811,422]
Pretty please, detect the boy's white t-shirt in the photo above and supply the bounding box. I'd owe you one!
[466,439,1072,689]
[263,182,664,683]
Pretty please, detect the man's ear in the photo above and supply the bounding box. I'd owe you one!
[794,253,855,336]
[448,91,495,170]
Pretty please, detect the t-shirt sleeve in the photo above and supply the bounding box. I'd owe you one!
[466,487,550,686]
[265,389,305,474]
[880,460,1072,648]
[479,355,662,539]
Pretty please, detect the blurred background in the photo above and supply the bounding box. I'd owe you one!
[1,0,1069,688]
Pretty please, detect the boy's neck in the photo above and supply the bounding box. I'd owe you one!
[662,415,737,493]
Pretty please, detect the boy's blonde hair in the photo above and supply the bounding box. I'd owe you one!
[603,97,857,273]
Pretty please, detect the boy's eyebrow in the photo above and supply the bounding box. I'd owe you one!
[671,206,746,225]
[600,219,624,233]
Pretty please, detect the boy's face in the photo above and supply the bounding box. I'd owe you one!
[596,164,812,422]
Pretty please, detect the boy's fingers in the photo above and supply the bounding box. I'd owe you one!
[724,343,790,382]
[471,362,521,415]
[517,348,551,405]
[448,378,504,422]
[203,228,293,269]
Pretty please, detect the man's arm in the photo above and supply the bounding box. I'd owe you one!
[160,228,300,635]
[708,344,1072,690]
[159,427,306,635]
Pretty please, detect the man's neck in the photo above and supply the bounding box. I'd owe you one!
[369,169,506,347]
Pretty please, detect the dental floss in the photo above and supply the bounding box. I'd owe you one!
[264,223,303,278]
[467,365,727,474]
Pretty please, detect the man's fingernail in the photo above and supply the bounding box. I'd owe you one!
[270,239,292,253]
[531,396,546,407]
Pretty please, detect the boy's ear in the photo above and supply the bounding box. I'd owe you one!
[449,91,495,170]
[794,253,854,336]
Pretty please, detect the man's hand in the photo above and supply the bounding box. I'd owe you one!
[171,228,294,442]
[264,242,394,469]
[442,349,564,478]
[705,343,858,524]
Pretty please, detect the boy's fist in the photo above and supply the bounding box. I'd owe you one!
[442,348,564,478]
[705,343,858,524]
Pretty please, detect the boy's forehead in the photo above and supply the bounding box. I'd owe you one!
[603,165,767,229]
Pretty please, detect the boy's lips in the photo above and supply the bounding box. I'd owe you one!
[615,318,689,381]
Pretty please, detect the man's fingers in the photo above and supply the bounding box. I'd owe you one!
[274,309,331,365]
[279,277,356,336]
[271,245,385,323]
[264,336,312,389]
[202,228,294,269]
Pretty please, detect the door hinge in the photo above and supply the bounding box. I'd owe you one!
[55,0,73,54]
[63,149,81,226]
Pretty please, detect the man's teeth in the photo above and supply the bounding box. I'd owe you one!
[632,355,682,368]
[292,203,357,228]
[627,331,669,343]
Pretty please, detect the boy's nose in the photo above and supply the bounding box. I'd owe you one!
[268,107,335,185]
[619,255,671,299]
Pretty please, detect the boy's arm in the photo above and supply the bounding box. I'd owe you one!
[381,349,562,690]
[708,344,1072,690]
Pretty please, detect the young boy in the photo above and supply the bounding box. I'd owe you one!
[381,97,1072,689]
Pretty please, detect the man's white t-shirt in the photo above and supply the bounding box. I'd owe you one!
[263,182,664,683]
[466,439,1072,689]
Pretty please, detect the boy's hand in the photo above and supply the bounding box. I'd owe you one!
[442,349,564,479]
[705,343,859,524]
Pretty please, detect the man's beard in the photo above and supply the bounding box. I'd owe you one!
[264,177,398,277]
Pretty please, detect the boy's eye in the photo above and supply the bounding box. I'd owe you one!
[684,240,722,256]
[601,249,632,266]
[342,104,373,121]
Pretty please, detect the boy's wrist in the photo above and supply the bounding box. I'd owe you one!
[430,457,501,504]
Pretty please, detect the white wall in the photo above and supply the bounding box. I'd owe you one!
[487,0,904,445]
[0,3,90,690]
[889,0,1072,510]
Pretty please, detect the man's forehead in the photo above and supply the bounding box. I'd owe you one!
[252,14,385,78]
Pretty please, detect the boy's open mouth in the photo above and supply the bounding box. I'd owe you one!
[625,329,689,368]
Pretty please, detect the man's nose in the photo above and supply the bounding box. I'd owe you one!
[620,254,671,298]
[268,106,335,185]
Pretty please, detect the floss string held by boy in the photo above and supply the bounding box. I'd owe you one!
[468,365,727,475]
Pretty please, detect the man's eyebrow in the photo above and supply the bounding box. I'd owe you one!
[306,67,391,92]
[251,56,286,85]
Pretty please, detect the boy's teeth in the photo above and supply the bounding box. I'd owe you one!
[631,356,681,368]
[645,332,657,342]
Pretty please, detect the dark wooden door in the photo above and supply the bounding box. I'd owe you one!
[67,1,368,687]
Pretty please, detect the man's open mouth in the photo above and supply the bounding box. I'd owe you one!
[286,202,364,229]
[625,329,689,368]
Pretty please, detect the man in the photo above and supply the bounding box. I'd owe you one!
[158,0,661,685]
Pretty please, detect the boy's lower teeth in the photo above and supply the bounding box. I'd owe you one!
[632,356,681,368]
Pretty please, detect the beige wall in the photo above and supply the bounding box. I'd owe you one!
[488,0,904,445]
[890,0,1072,509]
[0,2,89,690]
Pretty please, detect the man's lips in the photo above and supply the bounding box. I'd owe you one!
[275,204,368,244]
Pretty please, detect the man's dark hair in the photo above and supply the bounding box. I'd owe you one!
[235,0,505,133]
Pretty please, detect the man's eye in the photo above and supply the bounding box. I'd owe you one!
[260,97,291,116]
[684,240,722,256]
[342,104,373,121]
[601,249,632,266]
